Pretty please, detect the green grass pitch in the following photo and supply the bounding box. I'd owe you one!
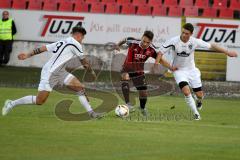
[0,87,240,160]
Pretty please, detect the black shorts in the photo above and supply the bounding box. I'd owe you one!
[122,70,147,90]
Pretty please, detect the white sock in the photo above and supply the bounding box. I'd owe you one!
[77,92,93,112]
[185,94,199,115]
[11,95,36,109]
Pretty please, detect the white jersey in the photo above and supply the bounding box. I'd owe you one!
[38,37,84,92]
[43,37,84,73]
[159,36,211,70]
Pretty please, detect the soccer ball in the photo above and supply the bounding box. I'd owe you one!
[115,105,129,117]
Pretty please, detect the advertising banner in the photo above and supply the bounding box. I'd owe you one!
[186,18,240,82]
[1,9,181,46]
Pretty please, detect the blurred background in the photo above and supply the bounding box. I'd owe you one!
[0,0,240,97]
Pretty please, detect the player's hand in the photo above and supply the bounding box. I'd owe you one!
[227,50,238,57]
[170,66,178,72]
[18,53,30,60]
[115,45,120,51]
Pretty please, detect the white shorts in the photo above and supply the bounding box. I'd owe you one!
[173,68,202,89]
[38,68,75,92]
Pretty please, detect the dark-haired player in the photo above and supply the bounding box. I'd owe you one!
[2,26,104,119]
[116,30,176,116]
[156,23,238,120]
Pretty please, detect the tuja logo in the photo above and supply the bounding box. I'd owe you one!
[196,23,239,44]
[41,15,85,37]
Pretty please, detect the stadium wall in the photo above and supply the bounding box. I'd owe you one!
[1,9,240,81]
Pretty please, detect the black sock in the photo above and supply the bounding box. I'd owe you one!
[139,98,147,109]
[121,81,130,104]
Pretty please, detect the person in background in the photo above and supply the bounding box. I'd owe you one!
[0,10,17,66]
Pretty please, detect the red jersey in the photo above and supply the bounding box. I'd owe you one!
[122,37,158,74]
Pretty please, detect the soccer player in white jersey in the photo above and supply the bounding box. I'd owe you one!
[2,26,104,119]
[156,23,238,120]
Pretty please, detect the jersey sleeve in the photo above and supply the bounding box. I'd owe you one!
[195,38,211,49]
[126,37,138,45]
[46,42,58,52]
[72,43,85,59]
[46,41,64,53]
[150,45,158,59]
[158,38,176,54]
[151,50,158,59]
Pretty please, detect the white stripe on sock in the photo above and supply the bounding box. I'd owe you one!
[11,95,36,109]
[185,94,199,115]
[78,95,93,112]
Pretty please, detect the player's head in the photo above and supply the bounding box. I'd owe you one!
[71,26,87,43]
[2,11,9,20]
[141,30,154,49]
[181,23,194,42]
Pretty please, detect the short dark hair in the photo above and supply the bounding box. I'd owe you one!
[2,10,9,15]
[183,23,194,33]
[143,30,154,41]
[72,26,87,35]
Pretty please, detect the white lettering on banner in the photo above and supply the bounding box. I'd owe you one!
[106,24,121,33]
[90,22,104,32]
[122,27,142,33]
[154,26,170,44]
[89,22,142,33]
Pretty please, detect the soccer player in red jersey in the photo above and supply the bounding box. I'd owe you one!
[116,31,177,116]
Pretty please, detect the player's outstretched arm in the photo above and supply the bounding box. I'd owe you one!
[159,56,178,72]
[154,53,177,71]
[155,52,162,66]
[211,43,238,57]
[115,38,127,51]
[18,46,48,60]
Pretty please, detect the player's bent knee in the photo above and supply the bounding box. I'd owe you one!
[121,73,130,81]
[183,92,191,96]
[36,98,46,105]
[179,82,191,96]
[179,81,189,90]
[122,77,130,81]
[196,91,204,98]
[182,88,191,96]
